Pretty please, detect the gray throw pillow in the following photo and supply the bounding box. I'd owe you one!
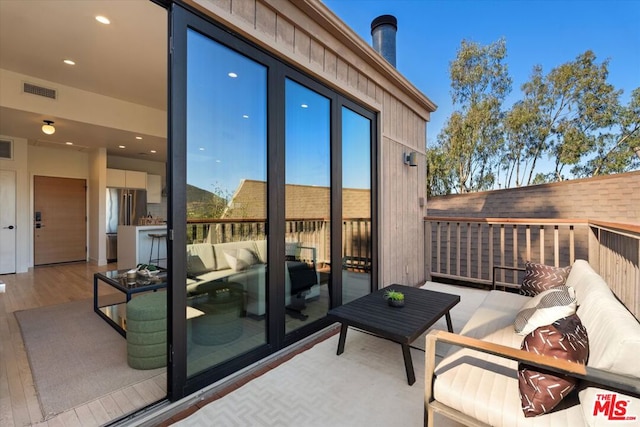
[514,285,577,335]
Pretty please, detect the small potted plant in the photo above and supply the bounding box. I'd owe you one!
[384,289,405,307]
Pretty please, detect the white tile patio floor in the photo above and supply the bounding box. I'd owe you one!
[138,282,487,427]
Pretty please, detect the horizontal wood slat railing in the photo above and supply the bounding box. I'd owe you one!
[425,217,640,319]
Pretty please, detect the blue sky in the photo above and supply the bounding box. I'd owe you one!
[323,0,640,150]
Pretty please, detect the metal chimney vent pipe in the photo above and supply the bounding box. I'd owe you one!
[371,14,397,67]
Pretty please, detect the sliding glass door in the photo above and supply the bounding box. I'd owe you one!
[341,107,373,303]
[169,4,377,399]
[284,79,331,334]
[184,29,268,377]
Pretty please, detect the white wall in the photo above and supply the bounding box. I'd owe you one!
[28,145,90,266]
[0,136,29,272]
[89,149,107,265]
[1,69,166,138]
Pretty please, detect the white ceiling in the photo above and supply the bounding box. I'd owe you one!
[0,0,168,160]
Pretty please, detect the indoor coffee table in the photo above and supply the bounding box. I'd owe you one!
[326,284,460,385]
[93,269,167,336]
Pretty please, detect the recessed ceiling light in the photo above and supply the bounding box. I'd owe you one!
[65,141,73,145]
[96,16,110,25]
[215,160,221,163]
[301,104,308,108]
[63,59,76,65]
[119,145,126,149]
[199,147,205,151]
[150,150,157,154]
[228,72,238,78]
[135,136,142,140]
[242,114,249,119]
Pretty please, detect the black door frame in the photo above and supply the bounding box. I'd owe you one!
[167,2,378,400]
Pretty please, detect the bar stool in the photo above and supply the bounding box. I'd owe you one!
[148,233,167,267]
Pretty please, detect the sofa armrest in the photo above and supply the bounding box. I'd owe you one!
[297,246,317,266]
[492,265,526,290]
[424,330,640,412]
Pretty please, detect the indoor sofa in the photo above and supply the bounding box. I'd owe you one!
[186,240,320,317]
[424,259,640,426]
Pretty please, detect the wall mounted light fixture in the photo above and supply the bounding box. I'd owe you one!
[404,151,417,167]
[41,120,55,135]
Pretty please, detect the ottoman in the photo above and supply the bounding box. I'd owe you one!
[192,282,245,346]
[126,291,166,369]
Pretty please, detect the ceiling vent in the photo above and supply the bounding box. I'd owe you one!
[23,82,57,99]
[0,139,13,160]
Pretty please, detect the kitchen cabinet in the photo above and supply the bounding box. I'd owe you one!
[147,174,162,203]
[107,168,147,189]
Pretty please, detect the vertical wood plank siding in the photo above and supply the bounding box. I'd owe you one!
[189,0,434,288]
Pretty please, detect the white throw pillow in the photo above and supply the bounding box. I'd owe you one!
[514,285,577,335]
[224,248,258,271]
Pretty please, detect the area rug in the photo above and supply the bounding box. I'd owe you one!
[15,299,164,417]
[172,282,484,427]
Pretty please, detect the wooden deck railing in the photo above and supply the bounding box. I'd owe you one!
[424,216,640,318]
[186,217,371,269]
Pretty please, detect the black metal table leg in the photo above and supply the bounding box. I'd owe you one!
[401,343,416,385]
[336,323,348,355]
[445,311,454,333]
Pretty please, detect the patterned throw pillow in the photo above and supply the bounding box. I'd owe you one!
[514,286,577,335]
[520,261,572,296]
[518,314,589,417]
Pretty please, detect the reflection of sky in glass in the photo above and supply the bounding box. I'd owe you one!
[186,31,371,195]
[186,30,267,195]
[342,107,371,189]
[285,79,330,187]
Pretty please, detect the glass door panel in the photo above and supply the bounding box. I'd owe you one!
[284,79,331,333]
[342,107,372,303]
[185,29,268,377]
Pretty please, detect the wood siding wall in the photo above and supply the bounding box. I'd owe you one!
[188,0,434,288]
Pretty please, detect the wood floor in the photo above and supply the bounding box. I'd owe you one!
[0,262,167,427]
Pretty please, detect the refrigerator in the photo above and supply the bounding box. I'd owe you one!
[106,188,147,262]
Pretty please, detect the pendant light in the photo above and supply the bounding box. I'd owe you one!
[42,120,55,135]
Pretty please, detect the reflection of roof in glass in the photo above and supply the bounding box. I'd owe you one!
[222,180,370,220]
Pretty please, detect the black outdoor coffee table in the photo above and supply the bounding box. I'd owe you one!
[326,284,460,385]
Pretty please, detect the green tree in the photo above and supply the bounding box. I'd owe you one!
[426,145,455,197]
[571,87,640,177]
[435,38,511,193]
[504,51,625,185]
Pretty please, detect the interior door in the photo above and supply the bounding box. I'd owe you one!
[34,176,87,265]
[0,169,16,274]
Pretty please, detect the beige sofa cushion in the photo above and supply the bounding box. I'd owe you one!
[254,240,267,263]
[186,243,216,274]
[213,241,260,271]
[566,260,640,378]
[435,316,585,426]
[223,248,260,271]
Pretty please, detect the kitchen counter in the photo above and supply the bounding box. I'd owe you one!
[117,225,167,270]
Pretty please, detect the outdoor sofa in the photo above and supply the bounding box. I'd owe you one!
[186,240,320,317]
[424,259,640,426]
